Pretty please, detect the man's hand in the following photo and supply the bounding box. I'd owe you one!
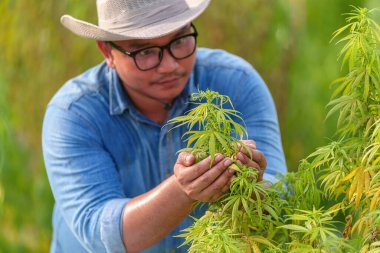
[174,152,235,202]
[235,140,267,181]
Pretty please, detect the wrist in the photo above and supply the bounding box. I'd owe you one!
[169,175,196,208]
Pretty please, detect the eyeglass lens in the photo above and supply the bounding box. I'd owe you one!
[134,35,196,70]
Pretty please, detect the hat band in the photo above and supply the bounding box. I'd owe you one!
[99,3,189,34]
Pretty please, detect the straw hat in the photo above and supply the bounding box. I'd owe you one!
[61,0,210,41]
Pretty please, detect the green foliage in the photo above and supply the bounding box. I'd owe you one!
[280,6,380,252]
[282,6,380,252]
[279,160,322,211]
[281,208,347,252]
[0,0,99,251]
[308,6,380,252]
[0,74,6,216]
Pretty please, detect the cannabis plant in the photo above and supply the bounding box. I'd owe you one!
[169,5,380,253]
[276,6,380,252]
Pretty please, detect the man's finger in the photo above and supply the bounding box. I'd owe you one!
[241,140,256,148]
[197,164,234,201]
[191,157,232,192]
[177,154,224,182]
[251,149,266,169]
[236,152,265,181]
[176,152,196,167]
[241,140,257,151]
[239,140,257,159]
[236,151,266,170]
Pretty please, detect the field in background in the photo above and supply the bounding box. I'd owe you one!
[0,0,377,251]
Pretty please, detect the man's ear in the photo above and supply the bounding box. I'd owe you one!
[97,41,115,68]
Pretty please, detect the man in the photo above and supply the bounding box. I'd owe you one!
[42,0,287,252]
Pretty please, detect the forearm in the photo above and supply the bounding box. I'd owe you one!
[122,175,195,252]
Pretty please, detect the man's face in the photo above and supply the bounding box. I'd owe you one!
[101,24,197,105]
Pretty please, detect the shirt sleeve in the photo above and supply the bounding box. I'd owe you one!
[234,67,288,180]
[42,104,128,253]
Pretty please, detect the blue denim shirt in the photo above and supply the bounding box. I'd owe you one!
[42,48,287,253]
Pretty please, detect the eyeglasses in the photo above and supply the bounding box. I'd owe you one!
[108,24,198,71]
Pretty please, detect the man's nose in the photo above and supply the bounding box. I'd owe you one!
[156,48,178,73]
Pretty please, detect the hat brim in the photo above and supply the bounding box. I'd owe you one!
[61,0,210,41]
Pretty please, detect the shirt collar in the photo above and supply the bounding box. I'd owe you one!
[108,67,130,115]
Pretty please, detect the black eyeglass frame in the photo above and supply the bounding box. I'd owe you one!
[107,23,198,71]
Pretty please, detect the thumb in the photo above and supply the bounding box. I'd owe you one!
[177,152,195,166]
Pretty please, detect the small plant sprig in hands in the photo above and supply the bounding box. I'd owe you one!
[168,90,250,163]
[168,90,283,252]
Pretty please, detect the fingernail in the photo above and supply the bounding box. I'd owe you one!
[214,154,223,163]
[224,158,232,166]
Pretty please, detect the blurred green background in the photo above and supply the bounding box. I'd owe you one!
[0,0,378,252]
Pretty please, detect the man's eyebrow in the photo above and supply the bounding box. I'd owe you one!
[128,24,192,49]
